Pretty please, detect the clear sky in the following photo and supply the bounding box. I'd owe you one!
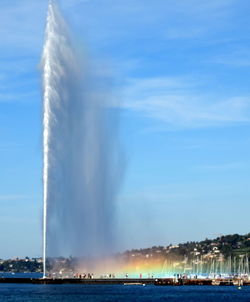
[0,0,250,258]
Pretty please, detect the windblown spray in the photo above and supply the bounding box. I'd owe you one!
[42,1,121,277]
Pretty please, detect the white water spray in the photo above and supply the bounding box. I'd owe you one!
[42,0,54,278]
[42,1,122,277]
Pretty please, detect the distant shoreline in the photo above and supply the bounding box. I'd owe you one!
[0,277,249,286]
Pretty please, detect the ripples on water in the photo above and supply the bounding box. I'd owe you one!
[0,284,250,302]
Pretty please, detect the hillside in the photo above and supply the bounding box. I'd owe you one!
[0,233,249,273]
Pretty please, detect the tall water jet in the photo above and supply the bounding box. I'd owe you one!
[42,0,122,277]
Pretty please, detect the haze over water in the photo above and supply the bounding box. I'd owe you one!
[41,0,122,268]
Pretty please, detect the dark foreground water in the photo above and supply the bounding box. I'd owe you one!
[0,284,250,302]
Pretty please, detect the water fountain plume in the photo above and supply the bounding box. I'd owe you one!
[42,0,122,277]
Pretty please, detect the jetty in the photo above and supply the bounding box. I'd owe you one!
[0,277,249,286]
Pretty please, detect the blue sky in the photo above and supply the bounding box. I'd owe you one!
[0,0,250,258]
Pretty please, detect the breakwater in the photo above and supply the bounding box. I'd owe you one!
[0,278,249,286]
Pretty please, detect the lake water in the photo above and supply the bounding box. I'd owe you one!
[0,284,249,302]
[0,272,43,278]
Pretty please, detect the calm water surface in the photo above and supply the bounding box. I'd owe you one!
[0,284,250,302]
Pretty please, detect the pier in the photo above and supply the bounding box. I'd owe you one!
[0,277,249,286]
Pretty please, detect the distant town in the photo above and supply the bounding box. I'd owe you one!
[1,233,249,274]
